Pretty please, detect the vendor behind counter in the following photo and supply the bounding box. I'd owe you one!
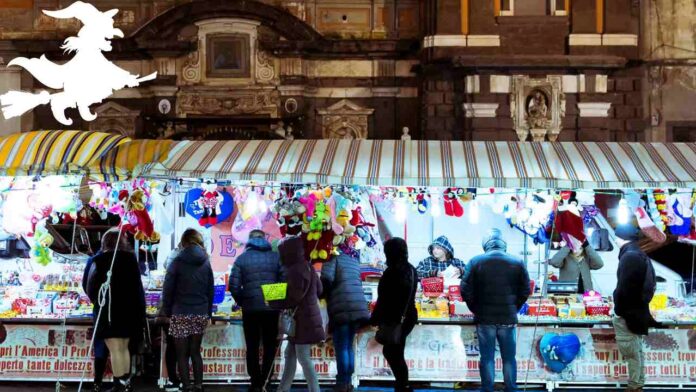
[416,236,466,279]
[549,242,604,293]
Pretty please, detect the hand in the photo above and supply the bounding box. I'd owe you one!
[437,271,445,278]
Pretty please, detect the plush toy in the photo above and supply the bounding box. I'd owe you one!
[32,225,53,266]
[667,191,692,236]
[197,181,224,227]
[121,189,160,242]
[443,188,464,217]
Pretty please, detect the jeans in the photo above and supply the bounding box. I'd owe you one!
[279,343,320,392]
[333,323,357,386]
[242,311,280,388]
[477,324,517,392]
[613,316,645,389]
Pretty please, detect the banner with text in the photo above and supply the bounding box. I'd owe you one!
[0,323,101,381]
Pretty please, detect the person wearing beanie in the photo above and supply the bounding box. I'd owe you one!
[415,235,466,279]
[613,210,665,392]
[461,229,530,392]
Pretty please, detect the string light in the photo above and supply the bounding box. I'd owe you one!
[430,193,442,218]
[617,199,630,224]
[395,197,408,223]
[468,199,479,224]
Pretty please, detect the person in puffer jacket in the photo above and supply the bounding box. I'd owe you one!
[415,235,466,279]
[461,229,530,392]
[229,230,283,392]
[274,236,325,392]
[321,253,370,392]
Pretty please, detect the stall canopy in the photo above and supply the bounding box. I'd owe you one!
[0,130,129,176]
[91,139,696,189]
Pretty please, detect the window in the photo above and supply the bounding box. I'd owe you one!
[495,0,569,16]
[500,0,514,16]
[551,0,569,16]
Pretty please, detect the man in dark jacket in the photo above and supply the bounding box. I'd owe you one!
[321,253,370,391]
[229,230,283,391]
[461,229,530,392]
[613,223,663,392]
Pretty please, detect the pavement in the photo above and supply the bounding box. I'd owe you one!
[0,382,688,392]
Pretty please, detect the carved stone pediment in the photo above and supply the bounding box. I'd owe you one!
[177,88,279,117]
[88,101,140,137]
[316,99,374,139]
[510,76,565,141]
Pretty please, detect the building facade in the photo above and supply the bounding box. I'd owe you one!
[0,0,691,142]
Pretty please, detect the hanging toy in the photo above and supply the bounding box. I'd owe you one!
[653,189,669,228]
[443,188,464,217]
[32,224,53,266]
[197,180,224,227]
[121,189,160,242]
[416,190,428,214]
[666,190,692,236]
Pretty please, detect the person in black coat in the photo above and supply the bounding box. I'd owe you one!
[321,253,370,391]
[612,223,663,392]
[229,230,283,391]
[82,251,109,392]
[370,238,418,392]
[160,229,214,392]
[461,229,530,392]
[87,229,146,392]
[274,236,325,392]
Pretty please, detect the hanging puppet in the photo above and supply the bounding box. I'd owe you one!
[197,180,224,227]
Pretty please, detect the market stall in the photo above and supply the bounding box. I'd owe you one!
[1,133,696,389]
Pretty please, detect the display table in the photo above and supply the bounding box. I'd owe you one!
[1,316,695,389]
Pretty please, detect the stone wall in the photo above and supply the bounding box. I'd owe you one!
[642,0,696,142]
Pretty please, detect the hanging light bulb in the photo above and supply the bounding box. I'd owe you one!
[246,188,258,215]
[617,198,630,224]
[430,192,442,218]
[395,197,408,223]
[468,199,479,224]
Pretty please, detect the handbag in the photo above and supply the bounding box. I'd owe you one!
[278,265,313,339]
[376,268,415,345]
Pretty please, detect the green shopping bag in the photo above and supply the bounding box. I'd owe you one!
[261,283,287,302]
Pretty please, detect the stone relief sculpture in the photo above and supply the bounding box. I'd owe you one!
[511,76,565,141]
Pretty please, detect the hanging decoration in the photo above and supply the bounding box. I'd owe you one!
[119,188,160,242]
[31,223,53,266]
[443,188,464,217]
[554,191,586,251]
[504,191,554,245]
[666,189,693,237]
[184,181,234,228]
[646,190,666,232]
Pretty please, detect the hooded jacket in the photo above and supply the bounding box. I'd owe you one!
[549,244,604,292]
[416,235,466,279]
[87,250,146,339]
[276,236,326,345]
[613,241,661,335]
[461,230,531,325]
[370,238,418,339]
[321,254,370,328]
[229,237,283,312]
[161,245,214,317]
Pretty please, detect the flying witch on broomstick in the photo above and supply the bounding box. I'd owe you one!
[0,1,157,126]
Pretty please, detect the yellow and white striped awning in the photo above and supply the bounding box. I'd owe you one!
[0,130,129,177]
[91,139,696,189]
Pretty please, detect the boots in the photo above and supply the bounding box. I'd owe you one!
[108,377,125,392]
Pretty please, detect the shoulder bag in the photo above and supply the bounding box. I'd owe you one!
[376,267,415,345]
[278,265,313,339]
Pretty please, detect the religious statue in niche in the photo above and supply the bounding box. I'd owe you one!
[526,89,550,129]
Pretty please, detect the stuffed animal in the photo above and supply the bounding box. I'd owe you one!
[32,225,53,266]
[197,181,224,227]
[121,189,160,242]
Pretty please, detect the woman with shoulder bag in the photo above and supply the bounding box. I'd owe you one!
[87,229,146,392]
[160,229,215,392]
[370,237,418,392]
[274,236,325,392]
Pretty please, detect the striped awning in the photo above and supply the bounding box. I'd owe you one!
[0,130,129,177]
[89,139,177,181]
[91,139,696,189]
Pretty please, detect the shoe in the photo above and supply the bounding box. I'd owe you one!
[107,378,125,392]
[164,381,180,392]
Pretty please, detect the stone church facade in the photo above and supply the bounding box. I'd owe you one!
[0,0,693,142]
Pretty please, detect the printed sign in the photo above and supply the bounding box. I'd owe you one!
[0,323,103,381]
